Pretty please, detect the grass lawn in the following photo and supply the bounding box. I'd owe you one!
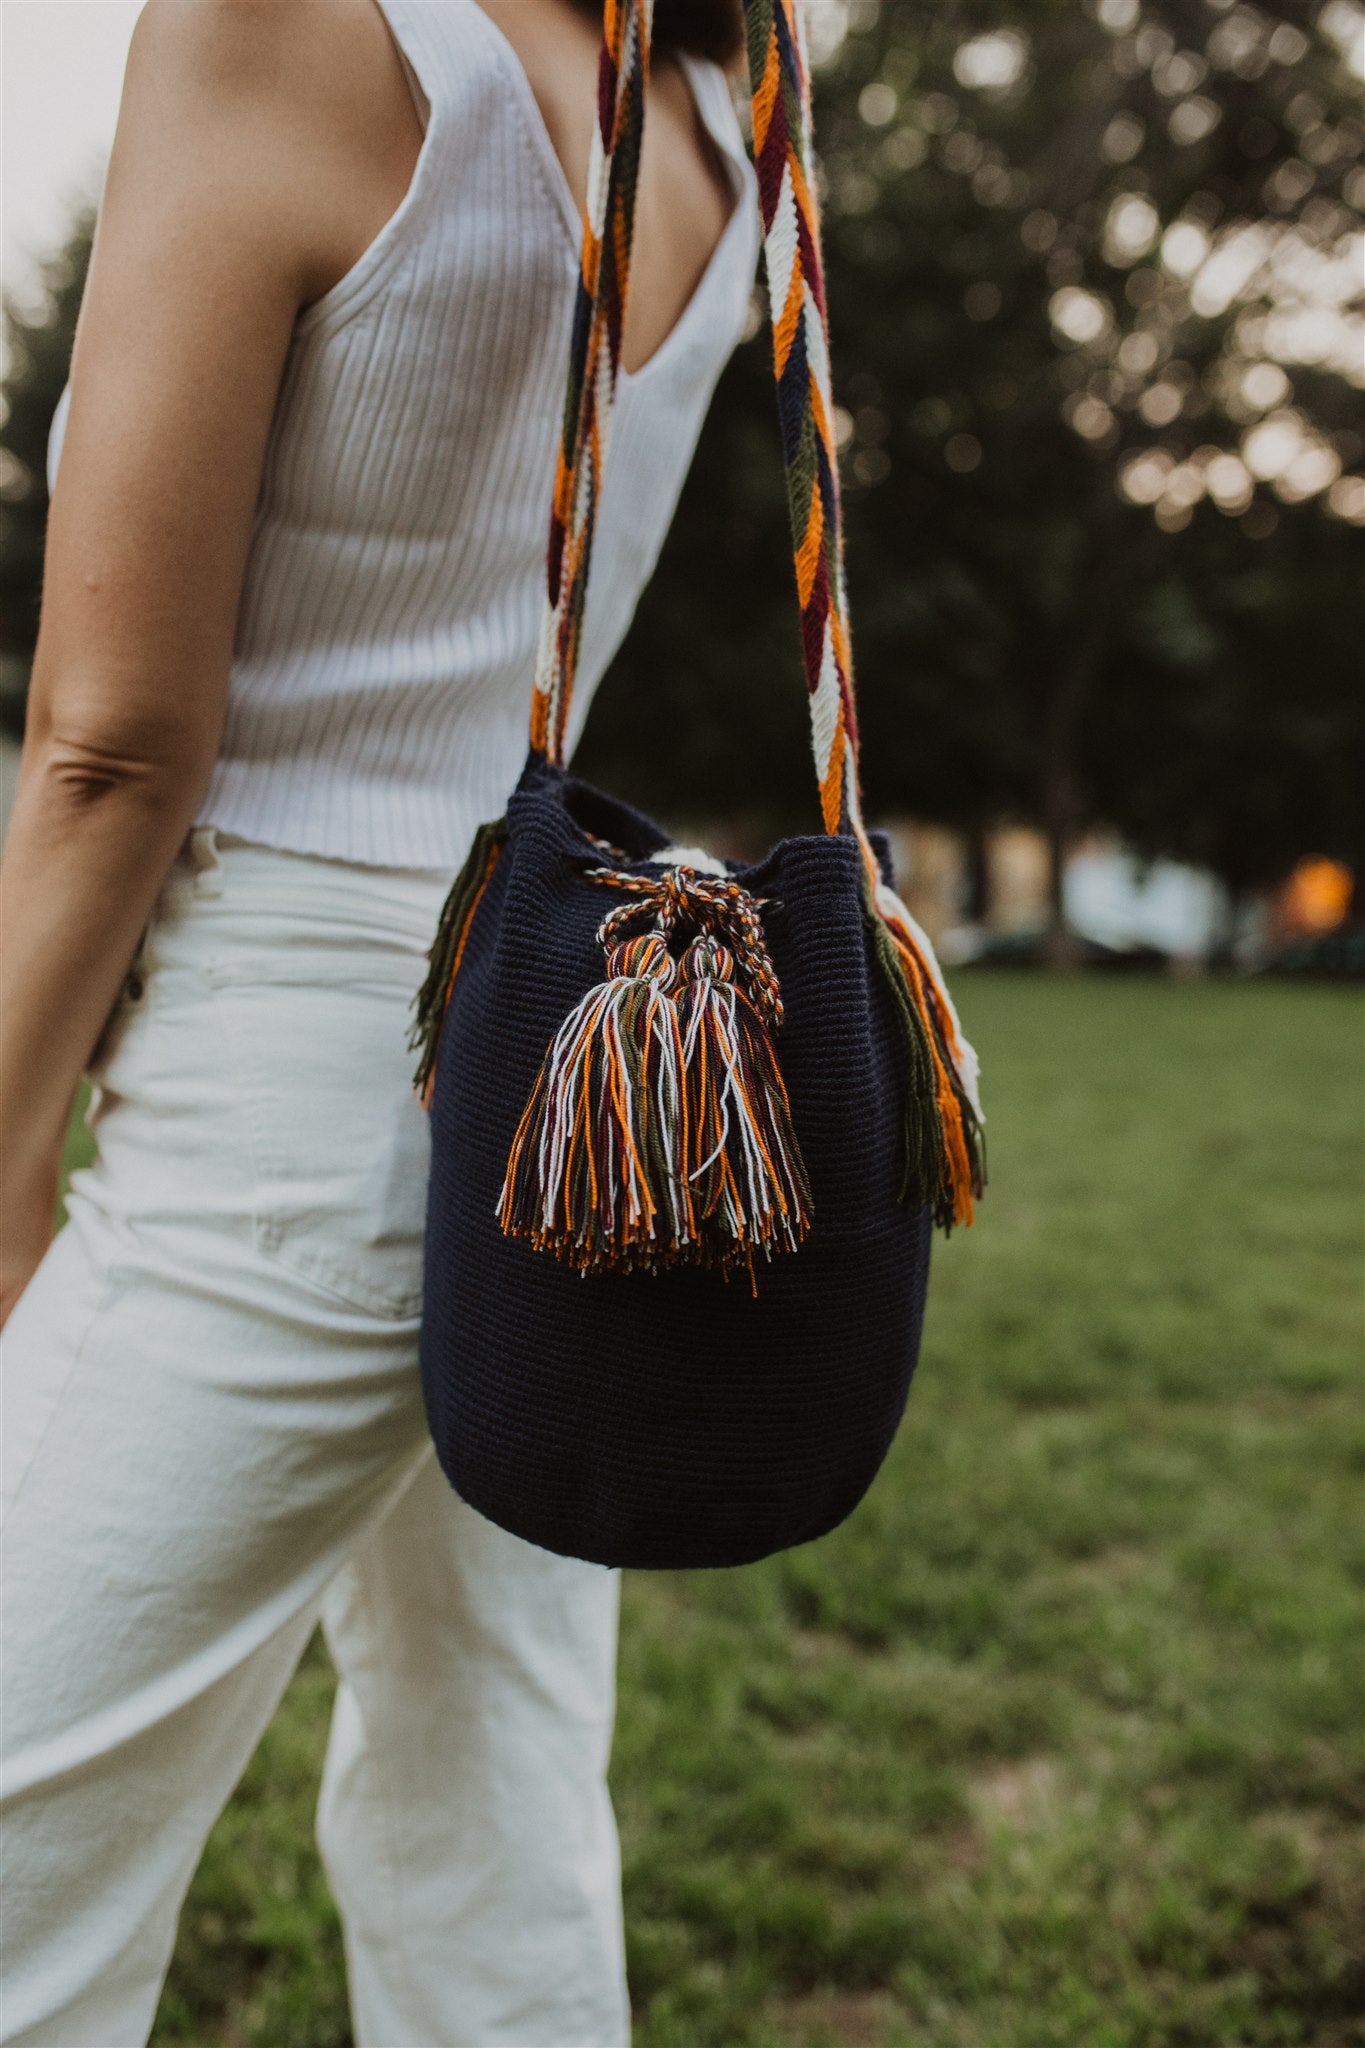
[119,971,1361,2047]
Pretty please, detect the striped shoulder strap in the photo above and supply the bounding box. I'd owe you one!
[530,1,859,847]
[528,0,985,1225]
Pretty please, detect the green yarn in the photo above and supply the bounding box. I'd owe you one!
[407,816,508,1098]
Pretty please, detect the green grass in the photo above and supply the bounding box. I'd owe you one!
[134,972,1361,2048]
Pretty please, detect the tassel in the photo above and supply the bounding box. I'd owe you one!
[676,934,812,1281]
[498,863,813,1280]
[498,930,695,1272]
[864,874,985,1230]
[409,817,507,1105]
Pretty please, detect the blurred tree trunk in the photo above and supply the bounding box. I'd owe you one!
[1039,527,1119,966]
[1041,734,1082,968]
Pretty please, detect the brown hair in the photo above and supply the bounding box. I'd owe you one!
[653,0,744,63]
[571,1,744,66]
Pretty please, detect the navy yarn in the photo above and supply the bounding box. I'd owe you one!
[419,752,933,1570]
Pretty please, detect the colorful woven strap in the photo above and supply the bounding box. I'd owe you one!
[532,0,869,860]
[744,0,863,846]
[525,0,985,1215]
[530,0,652,764]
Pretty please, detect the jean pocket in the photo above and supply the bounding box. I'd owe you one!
[204,957,430,1318]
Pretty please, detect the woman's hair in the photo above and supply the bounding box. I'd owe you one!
[572,1,744,66]
[653,0,744,63]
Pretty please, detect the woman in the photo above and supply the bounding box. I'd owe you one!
[0,0,756,2039]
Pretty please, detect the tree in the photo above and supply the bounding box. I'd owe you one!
[0,208,94,736]
[579,0,1364,937]
[4,7,1361,911]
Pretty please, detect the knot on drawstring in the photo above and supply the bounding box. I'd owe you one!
[586,865,785,1029]
[603,929,679,989]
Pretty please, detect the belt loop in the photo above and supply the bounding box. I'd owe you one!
[188,823,225,897]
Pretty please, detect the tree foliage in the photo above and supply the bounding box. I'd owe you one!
[579,0,1364,896]
[1,5,1360,892]
[0,208,94,733]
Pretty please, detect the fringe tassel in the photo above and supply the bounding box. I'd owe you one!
[498,931,695,1272]
[676,935,812,1282]
[864,875,986,1231]
[408,817,508,1105]
[498,868,812,1281]
[413,828,982,1249]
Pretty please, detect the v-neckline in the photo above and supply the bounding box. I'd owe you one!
[462,2,754,389]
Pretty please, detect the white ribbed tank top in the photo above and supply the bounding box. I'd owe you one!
[46,0,760,870]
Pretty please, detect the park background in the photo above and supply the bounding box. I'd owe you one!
[1,0,1361,2042]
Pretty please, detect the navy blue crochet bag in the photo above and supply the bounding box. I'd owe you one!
[407,0,983,1570]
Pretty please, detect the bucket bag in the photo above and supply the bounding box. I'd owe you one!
[407,0,985,1571]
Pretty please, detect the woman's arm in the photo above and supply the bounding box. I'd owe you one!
[0,0,424,1323]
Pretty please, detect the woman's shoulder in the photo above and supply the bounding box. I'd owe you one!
[116,0,427,319]
[124,0,396,117]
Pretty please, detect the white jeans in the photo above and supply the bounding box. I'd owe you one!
[0,825,629,2048]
